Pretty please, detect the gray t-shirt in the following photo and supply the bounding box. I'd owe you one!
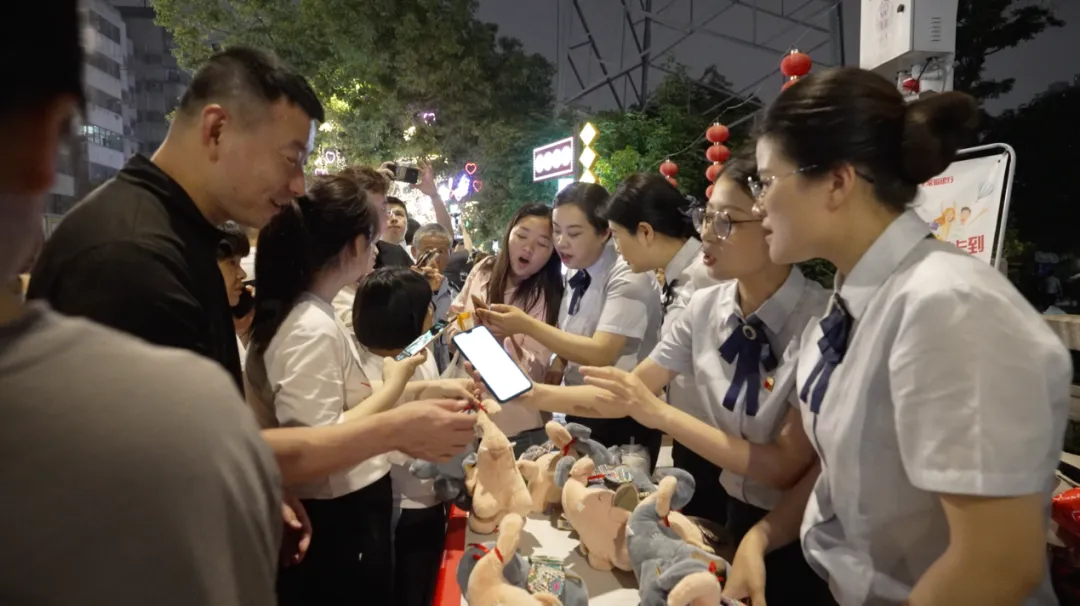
[0,304,281,605]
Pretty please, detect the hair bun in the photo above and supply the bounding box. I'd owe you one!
[900,91,979,184]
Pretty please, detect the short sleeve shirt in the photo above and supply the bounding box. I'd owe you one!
[660,238,723,425]
[250,293,390,500]
[796,211,1070,604]
[559,242,663,386]
[650,267,828,509]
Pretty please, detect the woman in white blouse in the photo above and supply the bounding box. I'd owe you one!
[477,182,664,467]
[731,68,1069,605]
[601,173,728,523]
[492,161,834,605]
[245,173,452,605]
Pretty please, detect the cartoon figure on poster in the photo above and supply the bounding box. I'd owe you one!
[914,152,1008,264]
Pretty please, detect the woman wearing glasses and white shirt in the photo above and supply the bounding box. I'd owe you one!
[477,182,664,467]
[244,174,467,605]
[507,161,833,604]
[600,173,729,524]
[725,67,1071,605]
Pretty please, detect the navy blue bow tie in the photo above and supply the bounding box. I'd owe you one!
[662,279,679,313]
[799,296,853,414]
[718,315,778,416]
[568,270,591,316]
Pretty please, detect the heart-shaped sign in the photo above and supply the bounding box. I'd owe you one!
[472,180,483,192]
[464,162,478,175]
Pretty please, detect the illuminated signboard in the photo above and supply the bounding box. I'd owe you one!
[533,137,575,182]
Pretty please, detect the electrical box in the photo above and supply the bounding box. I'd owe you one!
[860,0,959,76]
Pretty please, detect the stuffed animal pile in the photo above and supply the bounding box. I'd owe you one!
[422,403,741,606]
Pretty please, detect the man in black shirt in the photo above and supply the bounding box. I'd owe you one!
[29,47,324,391]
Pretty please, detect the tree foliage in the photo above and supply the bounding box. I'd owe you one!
[590,64,760,201]
[985,81,1079,253]
[954,0,1064,103]
[153,0,558,242]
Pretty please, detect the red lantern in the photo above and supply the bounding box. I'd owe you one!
[666,176,678,188]
[705,123,729,144]
[902,77,920,94]
[780,49,812,78]
[705,162,724,183]
[659,159,679,178]
[706,144,730,164]
[705,184,715,200]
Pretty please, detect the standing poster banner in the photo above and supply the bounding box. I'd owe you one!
[911,143,1016,269]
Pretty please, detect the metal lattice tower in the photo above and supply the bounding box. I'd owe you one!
[555,0,846,122]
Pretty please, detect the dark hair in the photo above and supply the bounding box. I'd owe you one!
[716,150,758,200]
[553,183,611,234]
[179,46,324,123]
[756,67,978,211]
[387,197,408,215]
[353,267,433,350]
[405,217,421,245]
[249,173,380,352]
[217,222,251,260]
[1,1,83,115]
[605,174,698,240]
[486,204,564,326]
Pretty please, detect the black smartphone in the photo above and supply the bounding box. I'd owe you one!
[395,319,451,361]
[452,325,533,402]
[390,164,420,184]
[414,248,438,268]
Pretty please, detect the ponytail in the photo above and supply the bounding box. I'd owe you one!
[249,199,314,353]
[248,173,381,353]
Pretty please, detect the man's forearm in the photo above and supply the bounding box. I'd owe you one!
[262,412,401,486]
[428,192,453,233]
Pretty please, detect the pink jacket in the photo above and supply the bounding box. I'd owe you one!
[447,257,555,384]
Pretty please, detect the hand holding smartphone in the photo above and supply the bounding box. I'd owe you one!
[452,325,532,403]
[395,319,451,361]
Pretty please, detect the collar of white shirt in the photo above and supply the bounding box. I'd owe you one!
[728,265,808,335]
[664,238,701,282]
[569,240,618,286]
[836,210,930,320]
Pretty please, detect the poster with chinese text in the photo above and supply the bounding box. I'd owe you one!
[912,153,1009,265]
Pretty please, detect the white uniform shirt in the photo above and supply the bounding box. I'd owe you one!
[332,283,358,336]
[559,242,663,386]
[796,211,1070,605]
[355,344,442,510]
[259,293,390,500]
[651,267,828,509]
[661,238,722,425]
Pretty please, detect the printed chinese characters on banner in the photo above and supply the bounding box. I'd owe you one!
[911,153,1009,265]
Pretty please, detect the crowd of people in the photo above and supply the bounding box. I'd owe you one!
[1,3,1071,606]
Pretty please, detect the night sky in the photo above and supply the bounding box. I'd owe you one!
[477,0,1078,115]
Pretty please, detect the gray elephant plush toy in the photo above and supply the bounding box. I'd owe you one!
[456,541,589,606]
[409,440,477,510]
[628,470,730,606]
[562,423,657,494]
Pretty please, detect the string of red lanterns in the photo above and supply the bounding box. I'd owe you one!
[780,48,812,91]
[703,122,729,200]
[658,48,813,199]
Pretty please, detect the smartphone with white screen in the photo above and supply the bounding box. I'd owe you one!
[452,325,533,402]
[395,319,450,361]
